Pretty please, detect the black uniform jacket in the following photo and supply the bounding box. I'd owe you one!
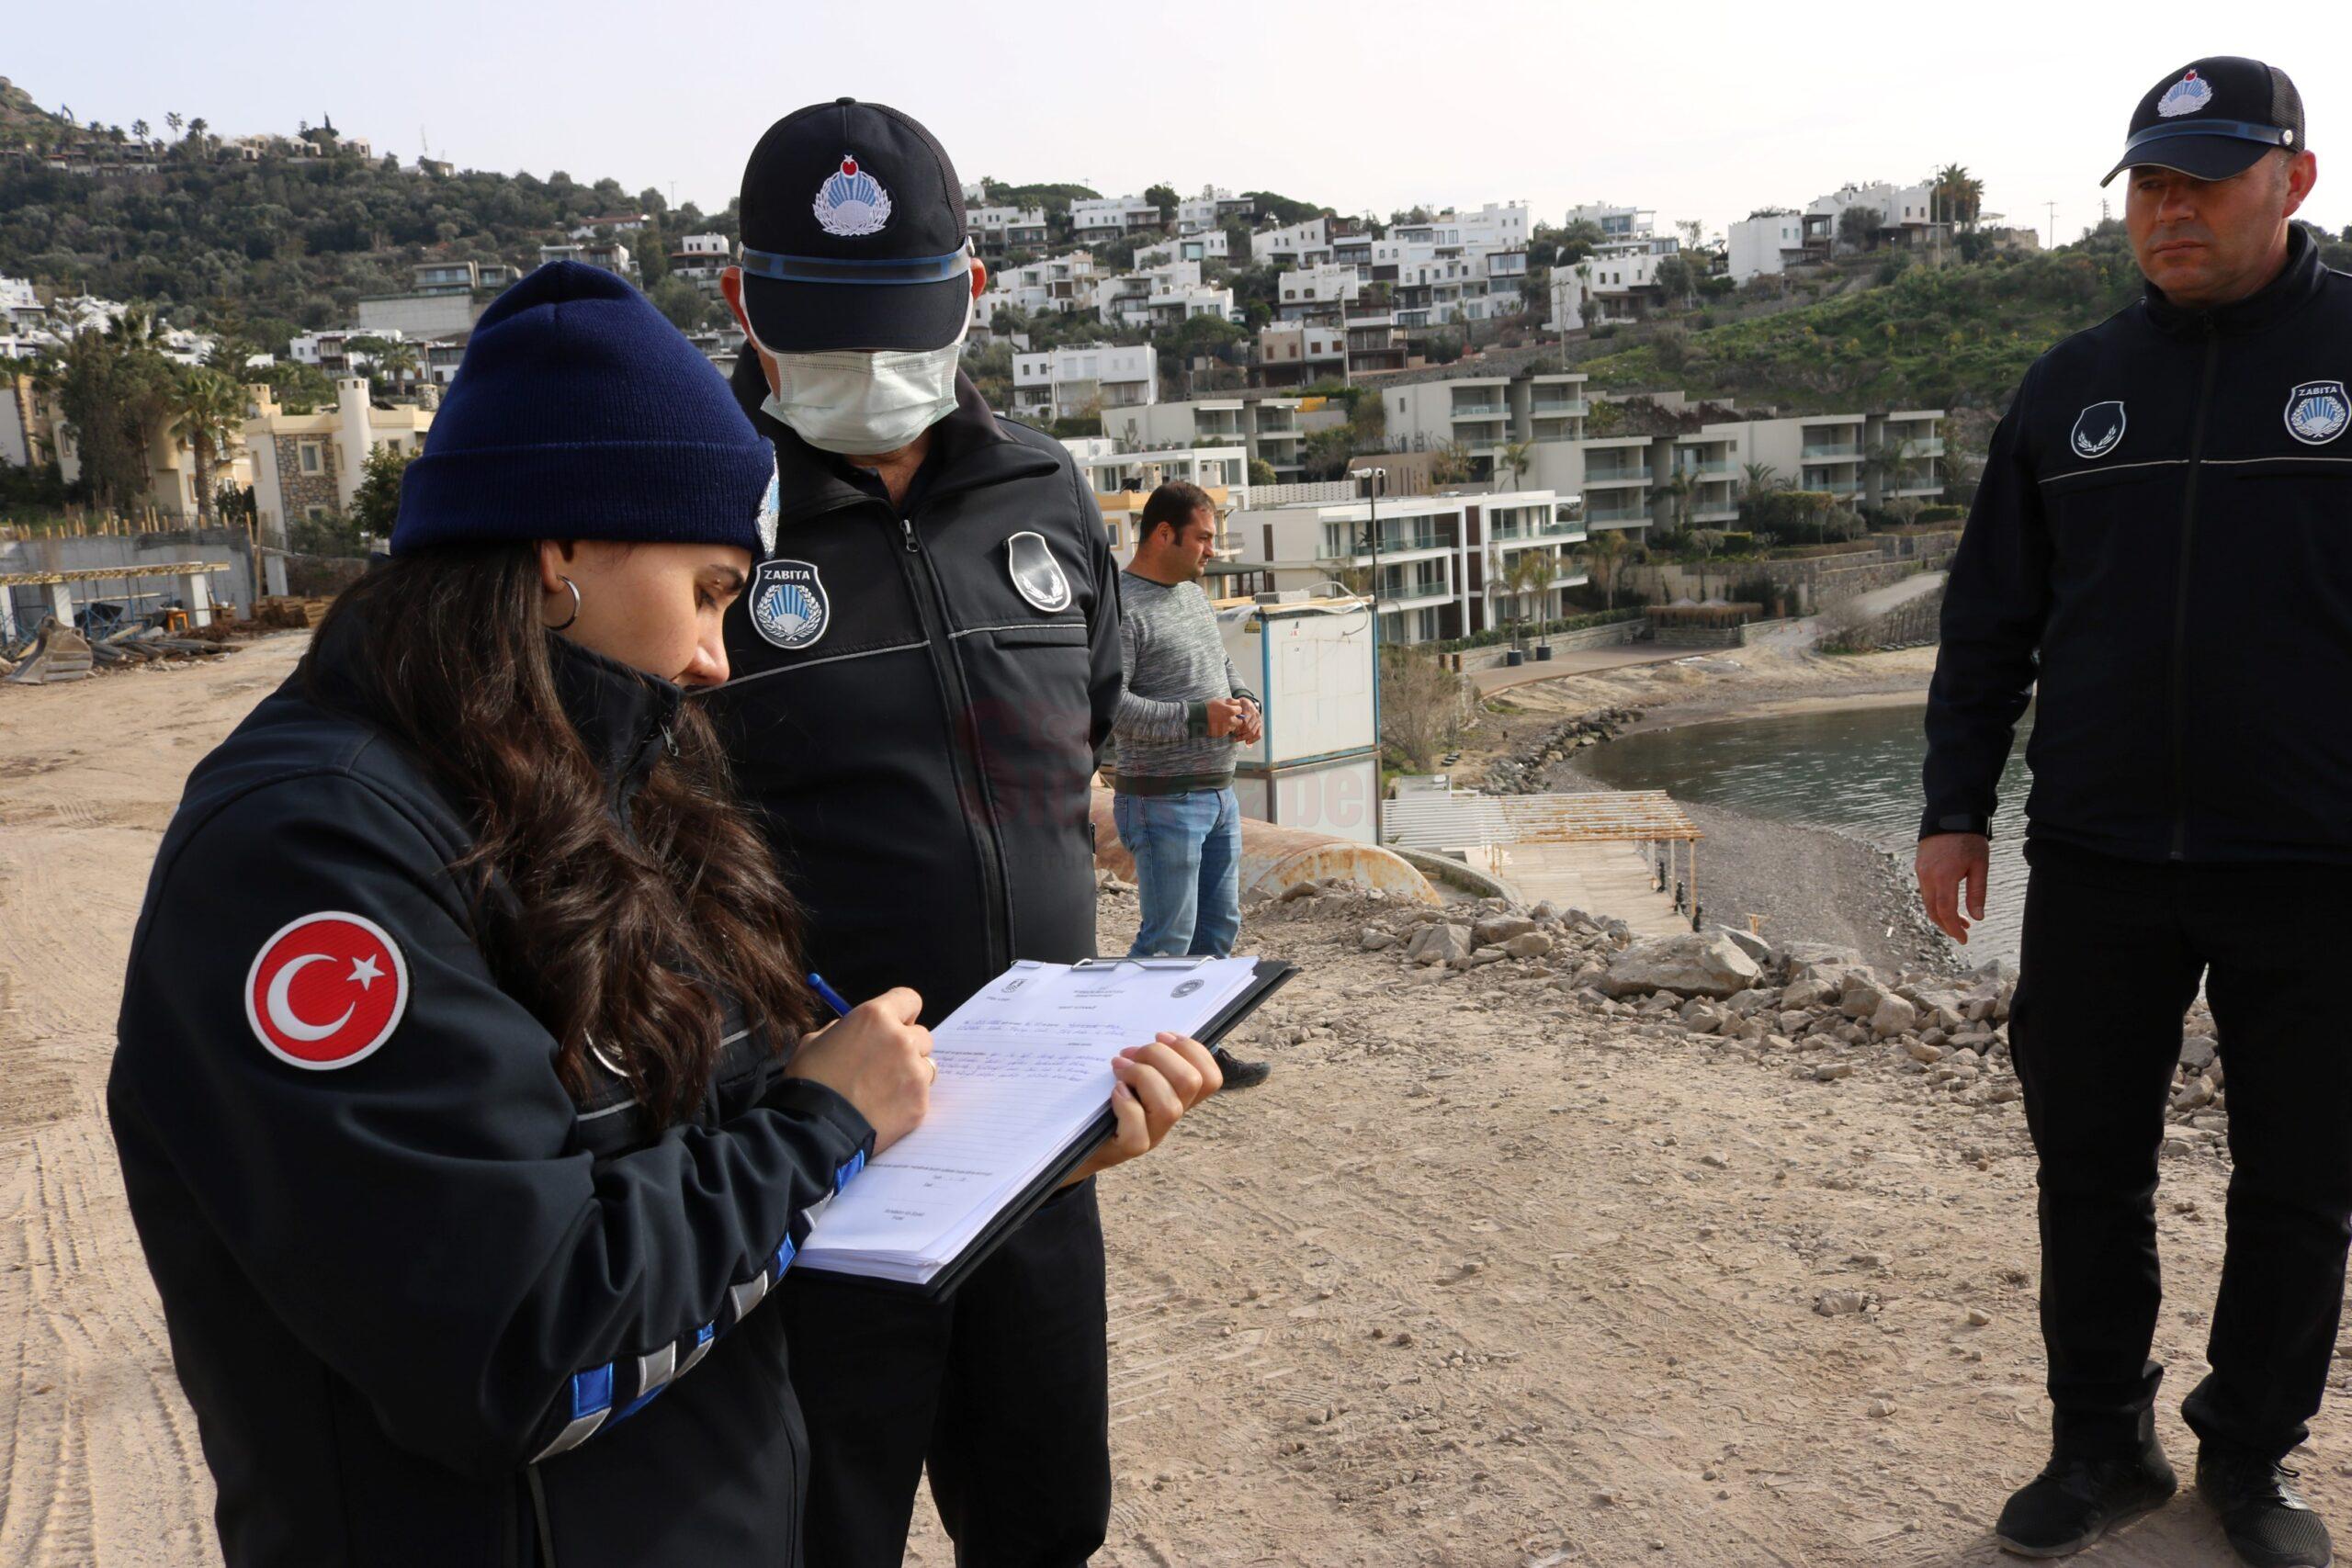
[108,615,876,1568]
[1925,227,2352,863]
[706,363,1122,1020]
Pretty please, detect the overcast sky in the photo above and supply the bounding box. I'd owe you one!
[18,1,2347,248]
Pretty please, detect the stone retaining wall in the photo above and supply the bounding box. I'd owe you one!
[1454,615,1649,671]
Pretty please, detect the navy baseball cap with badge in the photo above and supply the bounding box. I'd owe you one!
[735,97,973,353]
[2101,56,2307,186]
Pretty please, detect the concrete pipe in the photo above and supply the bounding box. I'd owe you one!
[1091,788,1440,906]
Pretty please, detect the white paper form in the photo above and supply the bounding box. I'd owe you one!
[797,956,1263,1283]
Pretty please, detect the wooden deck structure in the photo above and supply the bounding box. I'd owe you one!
[1384,788,1707,931]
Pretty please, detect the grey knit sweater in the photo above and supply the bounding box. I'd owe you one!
[1110,571,1257,795]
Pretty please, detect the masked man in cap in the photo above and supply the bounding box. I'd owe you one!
[1918,57,2346,1568]
[707,99,1220,1567]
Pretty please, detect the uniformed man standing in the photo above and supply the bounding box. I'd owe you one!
[707,100,1216,1567]
[1917,58,2345,1568]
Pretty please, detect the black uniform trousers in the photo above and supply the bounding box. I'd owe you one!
[779,1175,1112,1567]
[2014,840,2352,1462]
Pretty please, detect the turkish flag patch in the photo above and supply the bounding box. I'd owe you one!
[243,912,409,1070]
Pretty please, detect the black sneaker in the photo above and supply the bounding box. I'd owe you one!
[1996,1444,2177,1557]
[1211,1046,1270,1091]
[2199,1444,2335,1567]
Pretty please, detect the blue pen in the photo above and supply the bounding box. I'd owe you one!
[808,974,854,1020]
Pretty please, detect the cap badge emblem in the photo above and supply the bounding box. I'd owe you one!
[2157,70,2215,118]
[2070,401,2128,461]
[750,558,831,649]
[812,154,892,238]
[2286,380,2349,446]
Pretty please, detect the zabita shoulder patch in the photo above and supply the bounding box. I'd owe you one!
[2285,380,2349,446]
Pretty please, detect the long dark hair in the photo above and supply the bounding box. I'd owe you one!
[303,545,814,1126]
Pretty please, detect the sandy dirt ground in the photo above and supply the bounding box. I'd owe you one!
[5,632,2340,1568]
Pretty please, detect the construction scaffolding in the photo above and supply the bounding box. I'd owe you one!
[0,561,230,643]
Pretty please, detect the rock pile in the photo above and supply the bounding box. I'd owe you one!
[1340,886,2229,1152]
[1480,707,1643,795]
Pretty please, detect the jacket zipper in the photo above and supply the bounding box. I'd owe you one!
[2167,325,2222,862]
[888,508,1014,976]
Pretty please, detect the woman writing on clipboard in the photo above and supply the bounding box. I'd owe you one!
[107,264,954,1567]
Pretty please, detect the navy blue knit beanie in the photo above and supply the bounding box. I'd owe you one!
[391,262,776,556]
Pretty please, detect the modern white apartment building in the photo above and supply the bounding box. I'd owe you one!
[1174,186,1254,233]
[1250,218,1332,269]
[1135,231,1230,268]
[1103,396,1316,483]
[1226,488,1586,645]
[1565,203,1656,242]
[1095,262,1234,331]
[1725,210,1826,283]
[1067,442,1251,510]
[1806,181,1942,247]
[1382,369,1593,450]
[668,233,732,294]
[1275,264,1361,321]
[1012,343,1159,421]
[1705,409,1945,507]
[982,252,1103,318]
[1256,323,1348,388]
[967,205,1050,258]
[1070,195,1162,239]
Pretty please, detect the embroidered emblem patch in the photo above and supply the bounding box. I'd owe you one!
[2157,71,2214,118]
[811,155,892,239]
[1006,530,1072,613]
[2285,380,2350,446]
[244,911,408,1070]
[2070,401,2128,460]
[749,558,830,650]
[754,461,781,555]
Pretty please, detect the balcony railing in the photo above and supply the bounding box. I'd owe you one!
[1801,442,1862,459]
[1582,468,1649,487]
[1674,459,1737,476]
[1450,403,1507,416]
[1530,398,1589,415]
[1585,503,1651,525]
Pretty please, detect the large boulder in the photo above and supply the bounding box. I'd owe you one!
[1600,933,1765,1000]
[1407,923,1474,968]
[1475,914,1540,947]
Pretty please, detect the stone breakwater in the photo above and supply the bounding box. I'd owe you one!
[1480,706,1645,795]
[1321,886,2228,1157]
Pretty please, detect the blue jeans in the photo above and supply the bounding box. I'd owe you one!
[1114,786,1242,959]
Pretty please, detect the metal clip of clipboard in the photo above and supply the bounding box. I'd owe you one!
[1071,955,1216,970]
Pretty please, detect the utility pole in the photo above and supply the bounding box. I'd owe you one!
[1358,465,1387,630]
[2045,201,2058,250]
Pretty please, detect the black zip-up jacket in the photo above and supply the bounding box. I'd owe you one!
[707,363,1122,1020]
[108,617,876,1568]
[1924,228,2352,863]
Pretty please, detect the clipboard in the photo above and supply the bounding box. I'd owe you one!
[808,955,1295,1301]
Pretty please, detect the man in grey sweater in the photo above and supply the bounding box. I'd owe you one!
[1111,481,1270,1087]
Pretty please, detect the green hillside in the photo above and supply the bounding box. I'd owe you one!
[1577,222,2352,412]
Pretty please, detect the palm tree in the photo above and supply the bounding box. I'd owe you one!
[1577,527,1629,611]
[373,339,420,391]
[1660,468,1709,597]
[1495,440,1532,494]
[168,368,246,527]
[166,111,183,140]
[131,118,150,142]
[1932,164,1984,233]
[1860,437,1917,509]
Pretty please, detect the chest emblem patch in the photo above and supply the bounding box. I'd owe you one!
[1006,530,1073,613]
[2070,401,2128,461]
[750,558,830,650]
[2285,380,2349,446]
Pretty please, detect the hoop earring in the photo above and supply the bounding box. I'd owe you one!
[547,575,582,632]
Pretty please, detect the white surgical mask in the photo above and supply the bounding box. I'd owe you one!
[758,302,969,457]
